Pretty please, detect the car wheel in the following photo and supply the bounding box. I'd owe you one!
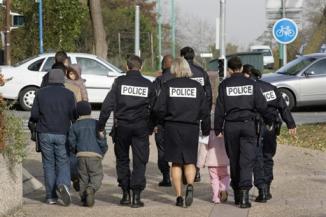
[279,88,295,111]
[19,87,38,111]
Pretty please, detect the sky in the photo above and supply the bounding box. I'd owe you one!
[174,0,266,50]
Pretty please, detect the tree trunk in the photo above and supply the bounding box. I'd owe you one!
[88,0,108,59]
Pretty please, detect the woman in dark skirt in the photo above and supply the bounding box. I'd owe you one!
[154,57,210,207]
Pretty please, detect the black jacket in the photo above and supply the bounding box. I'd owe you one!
[30,83,76,134]
[153,77,210,134]
[69,118,108,157]
[98,70,156,131]
[214,73,274,135]
[153,68,174,96]
[187,60,213,110]
[256,79,296,129]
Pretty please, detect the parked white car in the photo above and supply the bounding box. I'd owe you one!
[0,53,154,110]
[250,45,274,69]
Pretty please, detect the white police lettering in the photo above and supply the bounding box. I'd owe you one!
[121,85,148,97]
[226,85,253,96]
[263,90,277,102]
[191,77,205,86]
[169,87,197,98]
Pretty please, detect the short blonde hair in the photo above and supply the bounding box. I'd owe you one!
[171,57,193,78]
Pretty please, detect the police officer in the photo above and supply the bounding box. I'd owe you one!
[214,56,274,208]
[153,55,174,187]
[180,46,212,182]
[242,65,296,203]
[154,57,210,207]
[98,55,156,208]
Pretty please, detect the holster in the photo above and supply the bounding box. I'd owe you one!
[275,118,282,136]
[109,118,118,143]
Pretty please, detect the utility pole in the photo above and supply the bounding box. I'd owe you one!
[150,32,154,69]
[38,0,44,54]
[157,0,162,69]
[170,0,176,58]
[4,0,11,65]
[118,32,121,58]
[282,0,287,65]
[219,0,226,78]
[135,5,140,56]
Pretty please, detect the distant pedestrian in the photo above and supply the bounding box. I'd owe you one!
[98,54,156,208]
[152,54,174,187]
[180,46,212,183]
[197,113,230,204]
[66,64,88,101]
[41,51,69,87]
[154,57,210,207]
[29,69,76,206]
[68,101,108,207]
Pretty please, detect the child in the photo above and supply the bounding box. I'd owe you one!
[197,116,230,204]
[66,64,88,101]
[68,101,108,207]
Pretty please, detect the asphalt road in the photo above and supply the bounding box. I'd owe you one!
[8,106,326,132]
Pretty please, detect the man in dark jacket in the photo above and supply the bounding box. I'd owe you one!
[69,101,108,207]
[41,51,69,87]
[180,46,213,182]
[98,54,156,208]
[152,55,174,187]
[29,69,76,206]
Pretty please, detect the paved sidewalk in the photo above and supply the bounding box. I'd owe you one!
[21,137,326,217]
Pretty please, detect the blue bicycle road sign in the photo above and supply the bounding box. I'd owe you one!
[272,18,298,44]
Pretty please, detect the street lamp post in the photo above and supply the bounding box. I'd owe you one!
[38,0,44,54]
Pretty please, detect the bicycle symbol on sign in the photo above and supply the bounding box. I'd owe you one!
[276,25,295,37]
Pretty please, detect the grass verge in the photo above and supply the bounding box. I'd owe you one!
[277,123,326,151]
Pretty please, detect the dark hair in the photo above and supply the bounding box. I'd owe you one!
[51,62,66,73]
[127,54,143,70]
[55,51,68,64]
[180,47,195,60]
[227,56,242,71]
[243,64,262,79]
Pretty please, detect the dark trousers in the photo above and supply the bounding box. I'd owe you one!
[224,121,257,190]
[77,157,103,195]
[253,125,277,187]
[154,125,170,176]
[114,121,149,191]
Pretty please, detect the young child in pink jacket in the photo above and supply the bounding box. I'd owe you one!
[197,129,230,204]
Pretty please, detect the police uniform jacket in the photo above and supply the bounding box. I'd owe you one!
[187,60,213,110]
[153,68,174,96]
[256,80,296,129]
[214,73,274,135]
[98,70,156,131]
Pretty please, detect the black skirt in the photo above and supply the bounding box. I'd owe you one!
[164,122,199,164]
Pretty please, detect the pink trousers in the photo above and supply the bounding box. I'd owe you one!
[208,166,230,203]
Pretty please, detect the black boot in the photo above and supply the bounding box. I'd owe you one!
[234,189,240,205]
[239,190,251,208]
[131,190,144,208]
[159,174,172,187]
[194,168,201,182]
[255,186,267,203]
[176,196,184,207]
[266,184,272,200]
[120,189,131,206]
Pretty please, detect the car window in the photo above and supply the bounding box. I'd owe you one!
[306,59,326,75]
[277,57,316,75]
[253,49,272,57]
[41,57,71,72]
[76,57,111,76]
[27,58,45,71]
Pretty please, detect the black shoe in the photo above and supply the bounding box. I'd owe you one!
[85,187,95,207]
[255,186,267,203]
[131,190,144,208]
[120,189,131,206]
[194,169,201,182]
[185,184,194,207]
[73,179,80,192]
[266,184,272,200]
[239,190,251,208]
[234,189,240,205]
[57,184,71,206]
[176,196,184,207]
[159,178,172,187]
